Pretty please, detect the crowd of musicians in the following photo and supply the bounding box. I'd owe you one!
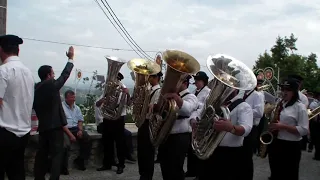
[0,34,319,180]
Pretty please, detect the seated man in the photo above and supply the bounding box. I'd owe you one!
[62,90,92,172]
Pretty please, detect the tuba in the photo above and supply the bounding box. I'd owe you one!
[257,84,270,91]
[192,54,257,160]
[99,56,127,120]
[149,50,200,147]
[127,58,161,128]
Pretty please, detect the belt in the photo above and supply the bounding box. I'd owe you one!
[177,115,189,120]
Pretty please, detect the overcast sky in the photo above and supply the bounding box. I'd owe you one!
[6,0,320,89]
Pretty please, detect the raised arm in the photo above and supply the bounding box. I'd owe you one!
[53,46,75,90]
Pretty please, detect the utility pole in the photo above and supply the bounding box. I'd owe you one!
[0,0,7,35]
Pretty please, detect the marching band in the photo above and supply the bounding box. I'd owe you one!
[0,34,319,180]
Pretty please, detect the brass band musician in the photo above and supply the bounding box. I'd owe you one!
[268,78,308,180]
[158,75,198,180]
[198,89,253,180]
[137,72,163,180]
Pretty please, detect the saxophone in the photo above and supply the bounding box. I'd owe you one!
[127,58,161,128]
[149,50,200,147]
[192,54,257,160]
[259,100,282,158]
[99,56,127,120]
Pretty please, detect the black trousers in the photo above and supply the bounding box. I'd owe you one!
[61,128,92,169]
[242,125,258,180]
[102,117,126,167]
[198,146,244,180]
[137,120,155,180]
[300,135,308,150]
[124,129,134,157]
[312,122,320,160]
[308,120,316,151]
[268,139,301,180]
[0,127,29,180]
[34,128,64,180]
[186,133,199,176]
[158,133,190,180]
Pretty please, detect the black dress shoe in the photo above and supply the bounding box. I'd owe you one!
[185,171,196,177]
[74,158,86,171]
[96,166,111,171]
[61,168,69,175]
[116,166,124,174]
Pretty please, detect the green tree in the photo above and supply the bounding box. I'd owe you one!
[253,33,320,92]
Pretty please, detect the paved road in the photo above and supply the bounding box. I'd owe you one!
[26,151,320,180]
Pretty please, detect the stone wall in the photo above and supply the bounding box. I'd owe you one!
[24,123,138,175]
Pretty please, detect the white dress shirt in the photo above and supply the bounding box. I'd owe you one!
[190,86,211,120]
[94,82,127,124]
[0,56,35,137]
[219,98,253,147]
[146,84,161,119]
[309,100,319,110]
[299,91,309,108]
[242,90,264,126]
[170,89,198,134]
[277,101,309,141]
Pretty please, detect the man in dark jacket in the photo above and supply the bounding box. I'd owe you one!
[33,46,75,180]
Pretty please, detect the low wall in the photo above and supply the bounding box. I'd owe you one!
[25,123,138,175]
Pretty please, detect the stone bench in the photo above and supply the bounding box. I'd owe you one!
[25,123,138,175]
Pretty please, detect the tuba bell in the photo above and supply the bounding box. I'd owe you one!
[149,50,200,147]
[192,54,257,160]
[99,56,127,120]
[127,58,161,128]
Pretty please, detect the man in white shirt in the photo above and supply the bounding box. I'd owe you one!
[197,89,253,180]
[309,92,320,159]
[288,74,309,151]
[158,75,198,180]
[0,35,35,180]
[137,72,162,180]
[96,72,130,174]
[241,79,264,180]
[186,71,210,179]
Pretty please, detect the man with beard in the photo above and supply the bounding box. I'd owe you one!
[33,46,75,180]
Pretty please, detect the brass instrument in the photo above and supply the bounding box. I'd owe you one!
[127,58,161,128]
[100,56,127,120]
[192,54,257,160]
[149,50,200,147]
[259,100,282,158]
[257,84,270,91]
[308,106,320,120]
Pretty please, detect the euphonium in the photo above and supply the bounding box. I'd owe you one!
[99,56,127,120]
[149,50,200,147]
[127,58,161,128]
[259,100,282,158]
[192,54,257,160]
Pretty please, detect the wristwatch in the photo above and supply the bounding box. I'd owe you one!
[230,126,236,134]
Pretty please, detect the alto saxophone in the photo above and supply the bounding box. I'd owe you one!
[259,100,282,158]
[127,58,161,128]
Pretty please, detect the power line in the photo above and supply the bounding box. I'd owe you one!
[93,0,144,58]
[22,37,159,52]
[100,0,153,60]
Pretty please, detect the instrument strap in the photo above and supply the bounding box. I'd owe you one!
[180,92,190,99]
[195,87,205,97]
[150,88,160,101]
[228,99,245,112]
[243,90,255,101]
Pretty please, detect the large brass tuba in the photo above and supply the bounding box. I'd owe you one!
[127,58,161,128]
[149,50,200,147]
[99,56,127,120]
[192,54,257,160]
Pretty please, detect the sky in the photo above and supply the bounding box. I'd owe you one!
[6,0,320,89]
